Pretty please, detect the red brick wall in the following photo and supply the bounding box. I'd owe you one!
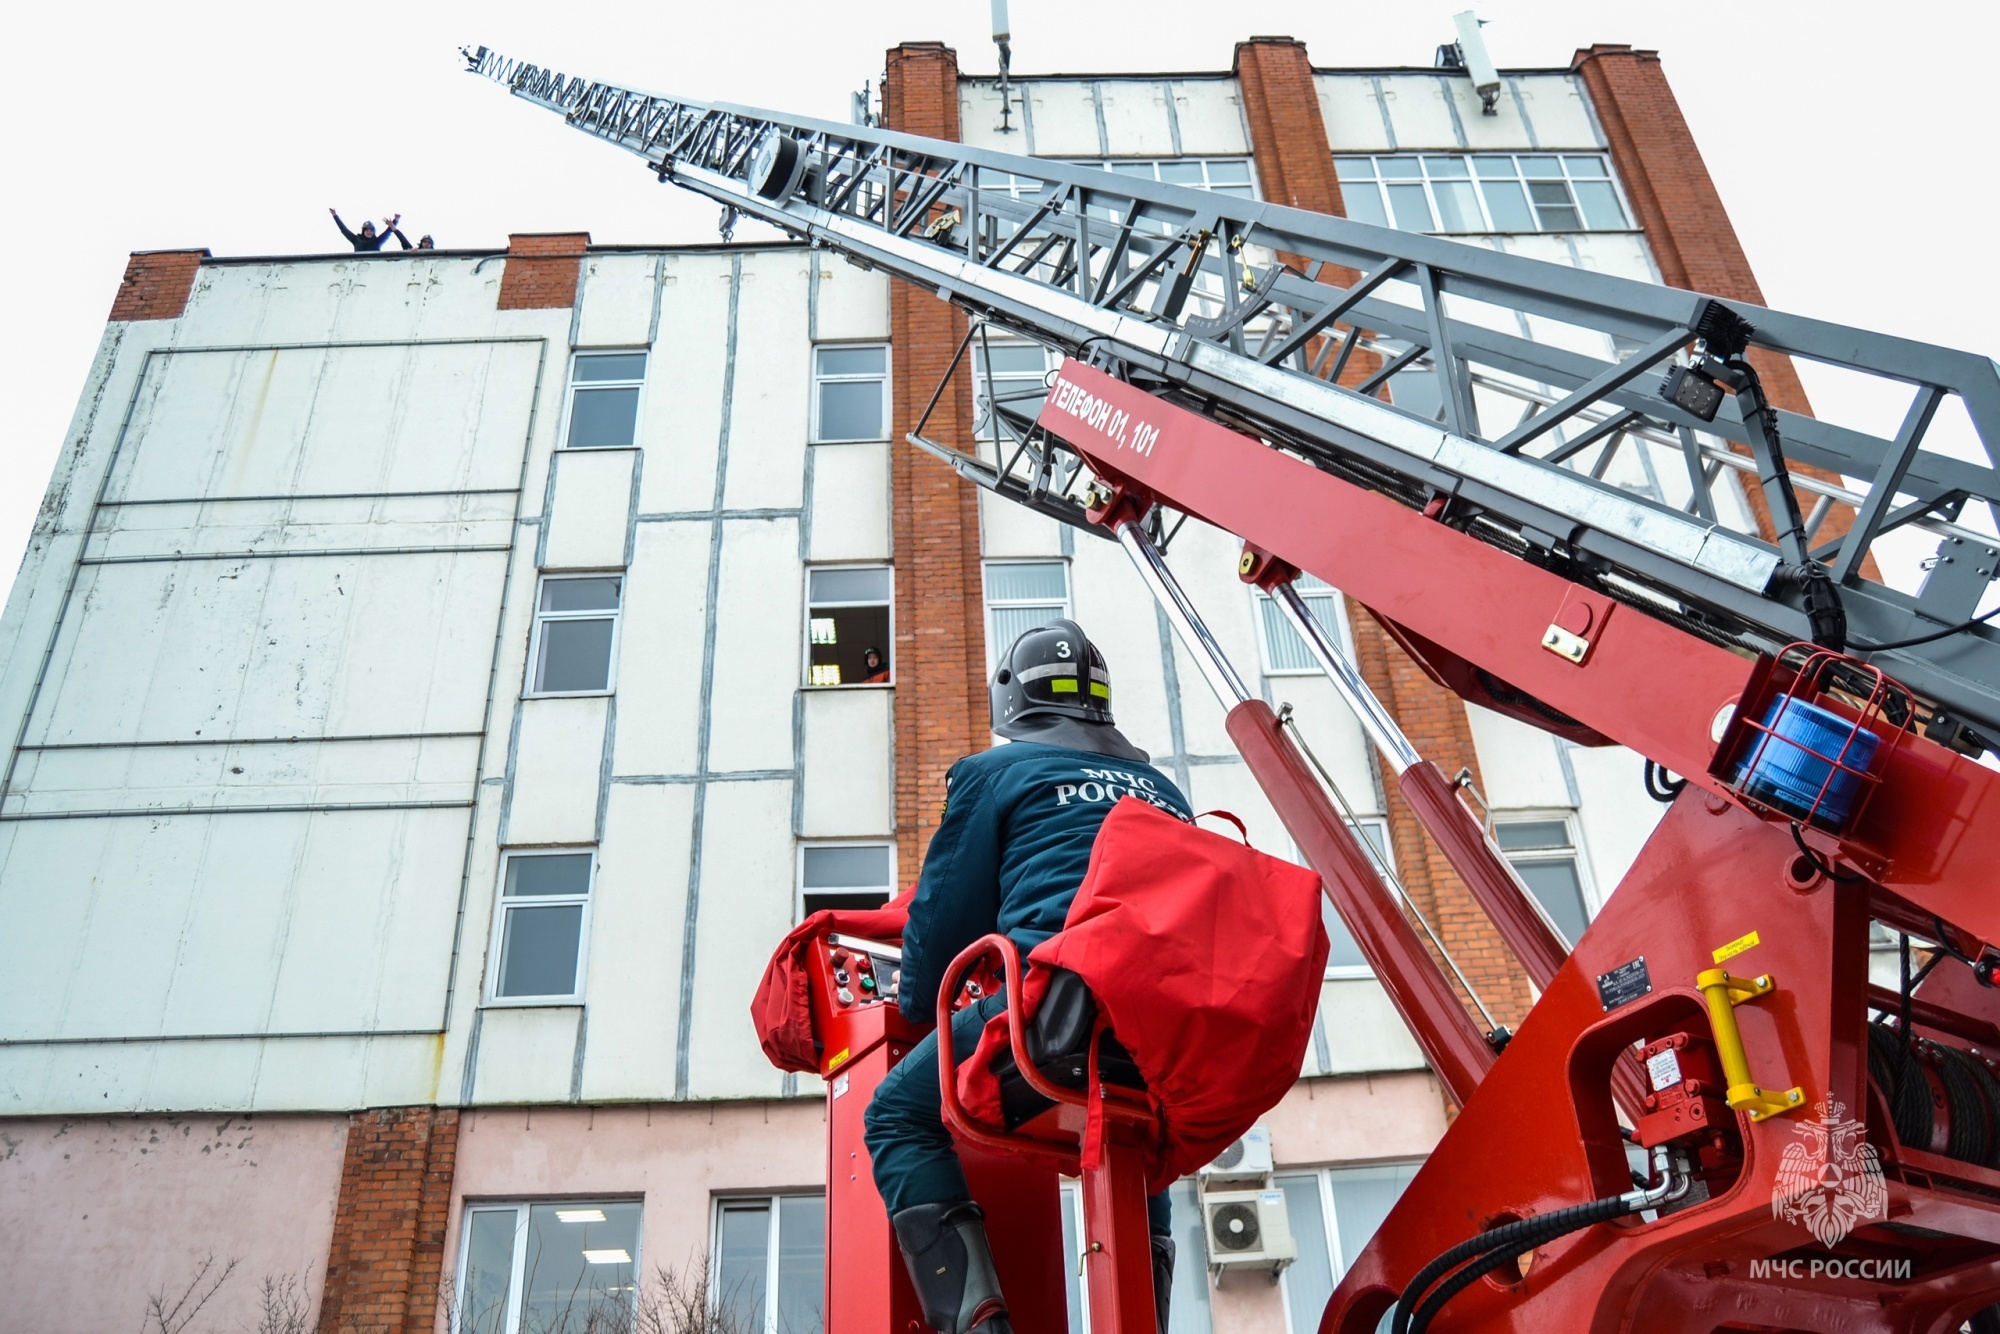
[108,249,207,322]
[882,42,992,877]
[1236,37,1532,1025]
[317,1106,460,1334]
[497,232,591,311]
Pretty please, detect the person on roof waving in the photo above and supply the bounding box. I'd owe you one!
[864,619,1191,1334]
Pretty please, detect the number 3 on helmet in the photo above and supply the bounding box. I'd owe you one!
[990,618,1114,731]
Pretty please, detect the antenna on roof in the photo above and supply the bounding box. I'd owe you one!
[992,0,1018,133]
[1437,10,1502,115]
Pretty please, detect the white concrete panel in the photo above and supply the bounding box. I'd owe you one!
[87,491,517,563]
[703,519,801,774]
[1449,77,1540,152]
[1171,80,1250,156]
[799,688,892,837]
[686,779,793,1099]
[1067,535,1174,762]
[253,1034,371,1109]
[472,1006,581,1104]
[808,442,890,562]
[610,521,709,778]
[578,783,695,1100]
[722,255,811,512]
[137,1037,262,1111]
[812,259,890,342]
[1567,742,1666,895]
[359,1031,451,1108]
[543,447,636,571]
[1024,81,1103,156]
[1465,704,1574,810]
[109,342,538,503]
[1097,81,1175,156]
[957,81,1018,153]
[506,696,610,845]
[1514,74,1602,149]
[1264,673,1379,816]
[1176,761,1287,861]
[639,255,730,512]
[1379,76,1462,151]
[1567,232,1658,282]
[1316,75,1394,153]
[577,254,658,347]
[979,488,1065,559]
[1319,979,1428,1073]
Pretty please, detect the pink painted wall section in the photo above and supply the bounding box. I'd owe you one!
[0,1113,347,1331]
[438,1099,828,1325]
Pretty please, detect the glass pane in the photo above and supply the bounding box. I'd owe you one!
[817,380,884,442]
[1519,155,1563,178]
[1340,184,1389,229]
[1323,900,1369,970]
[519,1201,643,1332]
[977,344,1048,376]
[802,844,892,890]
[716,1204,771,1334]
[1278,1175,1335,1334]
[1431,180,1483,233]
[990,604,1065,663]
[566,386,641,449]
[1376,157,1421,179]
[816,346,886,377]
[776,1195,826,1334]
[497,903,584,997]
[1573,180,1627,229]
[1329,1163,1422,1275]
[1158,160,1204,185]
[1562,155,1609,178]
[1479,180,1534,231]
[541,577,622,613]
[802,890,890,914]
[535,618,615,693]
[1059,1184,1085,1334]
[1333,157,1378,182]
[1421,155,1468,179]
[1205,159,1251,184]
[985,562,1068,603]
[807,603,891,686]
[1296,573,1335,595]
[1495,820,1569,850]
[1109,160,1152,176]
[1471,155,1516,178]
[1259,598,1317,673]
[1514,858,1590,945]
[505,853,592,898]
[808,566,892,605]
[1386,183,1435,232]
[461,1209,517,1334]
[573,353,647,383]
[1528,180,1581,231]
[1165,1179,1214,1334]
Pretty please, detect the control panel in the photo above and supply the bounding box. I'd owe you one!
[804,930,924,1079]
[824,933,903,1011]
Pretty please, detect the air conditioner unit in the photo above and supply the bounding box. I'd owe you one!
[1201,1188,1297,1277]
[1198,1125,1274,1185]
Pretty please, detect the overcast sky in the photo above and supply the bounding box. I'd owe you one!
[3,1,1993,582]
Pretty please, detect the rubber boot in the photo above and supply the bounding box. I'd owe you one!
[1152,1235,1175,1333]
[891,1201,1016,1334]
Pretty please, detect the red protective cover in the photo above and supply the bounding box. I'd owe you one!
[959,799,1328,1188]
[751,890,914,1074]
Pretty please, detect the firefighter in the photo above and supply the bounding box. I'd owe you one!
[864,619,1189,1334]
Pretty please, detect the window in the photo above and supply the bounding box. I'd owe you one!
[1276,1164,1423,1334]
[1334,154,1628,235]
[1496,816,1592,946]
[1080,158,1258,199]
[564,352,647,449]
[984,562,1071,671]
[1255,574,1347,676]
[713,1194,826,1334]
[1312,819,1391,980]
[489,851,594,1002]
[799,843,895,915]
[1060,1179,1212,1333]
[812,345,889,443]
[974,341,1054,443]
[805,566,892,687]
[458,1199,643,1334]
[528,576,622,696]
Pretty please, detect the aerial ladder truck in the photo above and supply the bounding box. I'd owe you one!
[468,46,2000,1334]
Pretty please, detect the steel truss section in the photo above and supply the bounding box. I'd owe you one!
[465,46,2000,738]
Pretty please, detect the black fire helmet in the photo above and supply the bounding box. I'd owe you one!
[989,618,1113,733]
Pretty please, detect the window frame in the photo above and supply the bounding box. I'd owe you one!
[708,1191,828,1334]
[484,848,598,1006]
[810,342,892,444]
[1332,152,1635,237]
[559,349,650,451]
[796,841,898,919]
[982,559,1074,674]
[1273,1162,1425,1334]
[1296,818,1392,981]
[454,1196,646,1334]
[1493,809,1601,935]
[802,563,895,690]
[524,573,624,700]
[1252,574,1355,678]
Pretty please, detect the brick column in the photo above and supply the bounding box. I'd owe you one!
[317,1106,460,1334]
[1572,45,1863,562]
[1236,37,1532,1026]
[882,42,991,877]
[108,249,208,321]
[497,232,591,310]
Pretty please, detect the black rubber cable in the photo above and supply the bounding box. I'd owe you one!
[1643,760,1687,804]
[1790,822,1866,884]
[1391,1194,1635,1334]
[1866,602,2000,652]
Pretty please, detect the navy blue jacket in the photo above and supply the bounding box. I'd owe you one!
[898,742,1192,1022]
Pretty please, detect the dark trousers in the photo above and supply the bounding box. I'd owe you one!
[863,992,1171,1237]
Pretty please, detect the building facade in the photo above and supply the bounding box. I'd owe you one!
[0,34,1796,1334]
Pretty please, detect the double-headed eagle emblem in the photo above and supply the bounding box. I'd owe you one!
[1772,1097,1888,1248]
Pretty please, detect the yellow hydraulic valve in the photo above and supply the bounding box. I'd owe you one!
[1695,967,1805,1122]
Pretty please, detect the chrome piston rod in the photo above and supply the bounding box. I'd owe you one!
[1271,582,1422,774]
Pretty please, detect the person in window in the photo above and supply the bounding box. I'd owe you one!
[329,208,400,252]
[864,620,1189,1334]
[860,646,889,684]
